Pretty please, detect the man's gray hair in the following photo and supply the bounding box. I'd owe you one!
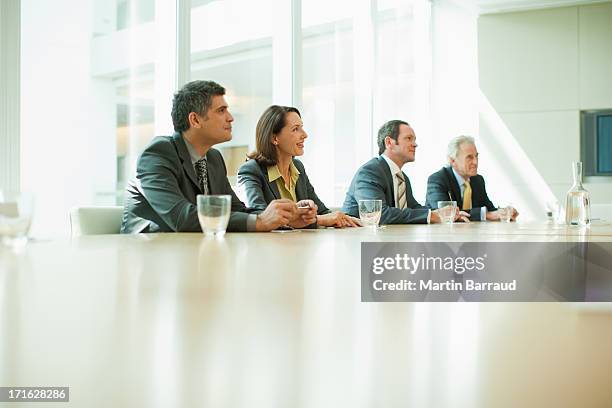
[447,135,475,161]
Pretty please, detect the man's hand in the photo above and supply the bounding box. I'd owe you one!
[255,199,298,231]
[486,210,500,221]
[510,207,519,221]
[455,209,471,223]
[430,210,441,224]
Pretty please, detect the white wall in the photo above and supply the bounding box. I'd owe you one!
[478,2,612,219]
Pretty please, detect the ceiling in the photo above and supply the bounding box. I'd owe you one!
[476,0,610,14]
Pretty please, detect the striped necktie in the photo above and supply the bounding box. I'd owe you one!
[194,157,209,195]
[462,179,472,210]
[397,172,407,209]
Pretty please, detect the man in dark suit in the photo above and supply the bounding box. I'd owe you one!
[425,135,518,221]
[121,80,306,233]
[342,120,447,224]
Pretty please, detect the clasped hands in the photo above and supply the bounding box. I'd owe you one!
[255,199,318,231]
[256,199,363,231]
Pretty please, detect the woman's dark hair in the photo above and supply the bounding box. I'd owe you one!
[247,105,301,166]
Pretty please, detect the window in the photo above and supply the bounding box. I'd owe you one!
[20,0,432,237]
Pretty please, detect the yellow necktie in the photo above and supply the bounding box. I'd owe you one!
[463,180,472,210]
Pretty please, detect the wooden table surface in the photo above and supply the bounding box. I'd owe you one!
[1,222,612,407]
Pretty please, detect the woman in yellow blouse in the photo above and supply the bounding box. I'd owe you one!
[238,105,361,228]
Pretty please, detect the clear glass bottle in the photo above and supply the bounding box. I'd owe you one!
[565,161,591,226]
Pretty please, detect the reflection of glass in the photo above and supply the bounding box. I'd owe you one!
[545,200,560,223]
[0,192,34,249]
[437,201,456,224]
[197,195,232,237]
[358,199,382,228]
[565,162,591,226]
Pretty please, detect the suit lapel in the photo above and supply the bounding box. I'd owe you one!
[173,132,201,192]
[444,167,463,207]
[377,157,396,207]
[401,171,411,203]
[262,162,281,199]
[206,150,217,194]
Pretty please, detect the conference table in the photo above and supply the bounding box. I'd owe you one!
[1,222,612,407]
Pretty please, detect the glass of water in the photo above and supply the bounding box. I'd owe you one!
[358,199,382,228]
[0,191,34,249]
[197,195,231,237]
[437,201,457,224]
[498,205,513,223]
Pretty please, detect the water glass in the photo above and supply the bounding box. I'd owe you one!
[358,199,382,228]
[197,195,231,237]
[437,201,457,224]
[498,205,512,223]
[0,191,34,249]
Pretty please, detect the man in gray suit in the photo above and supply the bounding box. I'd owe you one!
[343,120,449,224]
[121,80,311,233]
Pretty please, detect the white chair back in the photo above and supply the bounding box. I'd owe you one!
[70,206,123,236]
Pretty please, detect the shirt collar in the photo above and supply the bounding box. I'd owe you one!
[451,166,467,186]
[267,161,301,183]
[182,135,206,165]
[381,153,402,176]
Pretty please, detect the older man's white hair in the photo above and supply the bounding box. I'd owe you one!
[447,135,475,162]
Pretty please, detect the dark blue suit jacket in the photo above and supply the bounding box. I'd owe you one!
[425,166,496,221]
[237,158,330,215]
[341,156,429,224]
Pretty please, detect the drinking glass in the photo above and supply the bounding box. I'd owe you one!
[437,201,457,224]
[0,191,34,249]
[358,199,382,228]
[498,205,513,223]
[197,195,231,237]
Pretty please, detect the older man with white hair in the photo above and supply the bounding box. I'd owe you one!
[425,135,518,222]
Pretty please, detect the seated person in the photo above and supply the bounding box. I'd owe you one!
[342,120,452,224]
[237,105,361,228]
[121,80,309,233]
[425,135,518,221]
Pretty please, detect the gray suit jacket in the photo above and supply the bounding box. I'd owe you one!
[237,158,330,216]
[341,156,429,224]
[121,132,254,233]
[425,166,496,221]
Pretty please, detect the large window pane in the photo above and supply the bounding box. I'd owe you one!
[190,0,280,180]
[301,0,356,207]
[21,0,173,237]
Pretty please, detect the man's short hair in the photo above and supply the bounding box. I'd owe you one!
[447,135,475,161]
[377,120,410,155]
[171,80,226,133]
